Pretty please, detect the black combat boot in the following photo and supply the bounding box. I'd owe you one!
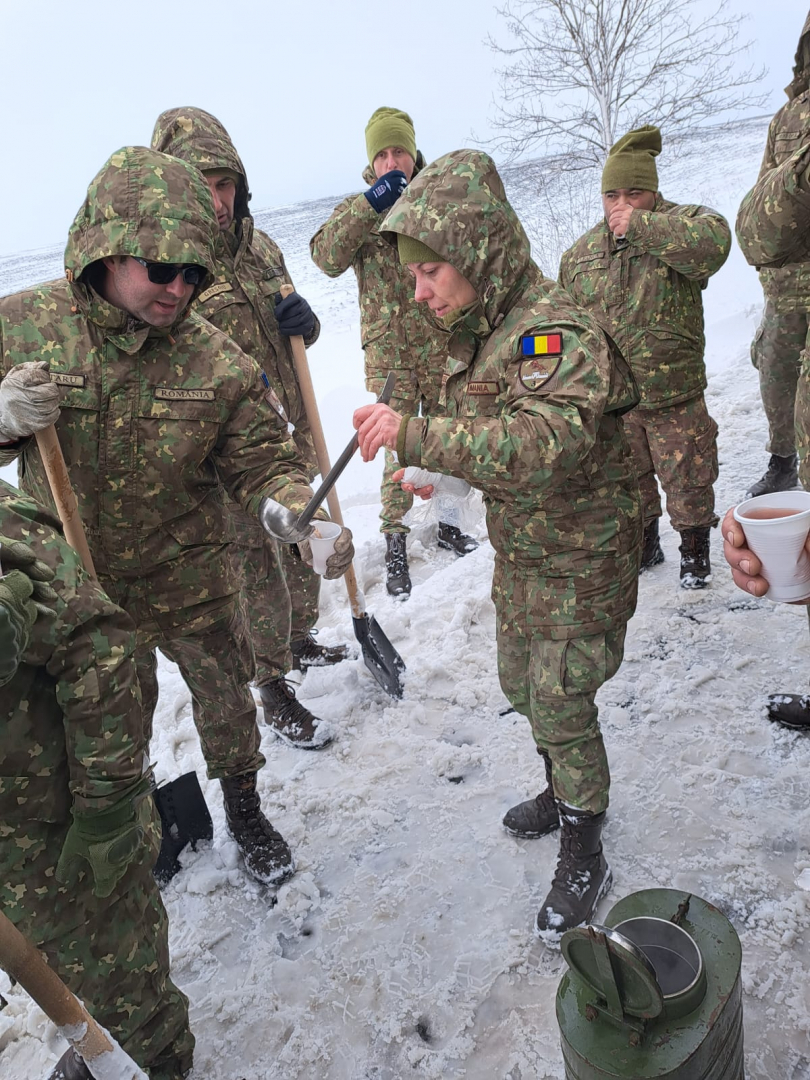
[259,677,333,750]
[745,453,799,500]
[767,693,810,730]
[290,630,350,672]
[502,749,561,838]
[639,518,665,572]
[48,1049,95,1079]
[385,533,411,597]
[678,527,712,589]
[535,806,611,941]
[220,772,295,886]
[437,521,479,556]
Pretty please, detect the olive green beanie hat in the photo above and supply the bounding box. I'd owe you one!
[397,234,442,265]
[365,107,417,167]
[602,125,662,193]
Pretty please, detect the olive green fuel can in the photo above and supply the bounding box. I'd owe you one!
[556,888,744,1079]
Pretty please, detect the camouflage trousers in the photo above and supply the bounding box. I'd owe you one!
[623,394,719,531]
[2,819,193,1079]
[751,301,808,456]
[232,527,320,685]
[134,599,264,781]
[494,559,628,815]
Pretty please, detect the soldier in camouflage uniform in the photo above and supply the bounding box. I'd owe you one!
[743,10,810,502]
[354,149,642,937]
[0,147,353,890]
[559,126,730,588]
[151,106,347,751]
[311,107,478,598]
[733,88,810,732]
[0,480,194,1080]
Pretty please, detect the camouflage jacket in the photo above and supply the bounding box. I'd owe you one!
[310,160,445,403]
[382,150,642,639]
[151,108,319,474]
[753,12,810,311]
[0,481,148,924]
[559,197,731,409]
[0,148,313,633]
[737,141,810,269]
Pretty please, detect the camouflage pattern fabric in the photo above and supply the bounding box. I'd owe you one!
[133,600,261,778]
[0,481,193,1079]
[622,394,719,529]
[152,107,323,680]
[495,592,627,815]
[380,149,641,808]
[0,147,315,785]
[310,160,447,531]
[750,302,809,455]
[558,196,731,409]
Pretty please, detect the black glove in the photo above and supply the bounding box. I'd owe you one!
[274,291,316,338]
[364,170,407,214]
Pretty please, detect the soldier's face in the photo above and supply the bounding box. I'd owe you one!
[374,147,416,182]
[205,171,238,230]
[101,257,195,327]
[408,261,478,319]
[601,188,656,216]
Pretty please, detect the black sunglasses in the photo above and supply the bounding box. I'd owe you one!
[132,257,206,286]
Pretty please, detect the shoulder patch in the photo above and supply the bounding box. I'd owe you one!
[518,356,562,391]
[198,282,233,304]
[521,333,563,357]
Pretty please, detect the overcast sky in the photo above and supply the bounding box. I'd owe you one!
[1,0,803,257]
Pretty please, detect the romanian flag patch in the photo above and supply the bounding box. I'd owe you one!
[521,333,563,356]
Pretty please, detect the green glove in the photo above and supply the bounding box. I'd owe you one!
[0,570,34,684]
[0,535,58,610]
[56,782,158,899]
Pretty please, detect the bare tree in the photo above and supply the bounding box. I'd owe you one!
[487,0,767,167]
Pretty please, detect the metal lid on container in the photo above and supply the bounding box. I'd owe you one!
[561,924,664,1020]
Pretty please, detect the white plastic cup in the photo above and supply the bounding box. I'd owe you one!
[308,521,342,576]
[733,490,810,602]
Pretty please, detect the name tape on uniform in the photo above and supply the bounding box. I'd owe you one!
[197,282,233,304]
[50,372,86,388]
[468,381,499,396]
[154,387,216,402]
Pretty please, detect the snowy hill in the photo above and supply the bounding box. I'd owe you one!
[3,119,810,1079]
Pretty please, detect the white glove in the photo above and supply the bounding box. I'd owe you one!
[298,524,354,580]
[0,362,61,441]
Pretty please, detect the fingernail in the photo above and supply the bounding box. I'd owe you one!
[747,582,758,595]
[726,531,734,543]
[740,560,750,574]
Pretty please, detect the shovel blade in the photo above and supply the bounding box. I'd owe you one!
[152,771,213,887]
[352,613,406,699]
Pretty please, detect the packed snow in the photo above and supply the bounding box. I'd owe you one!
[2,120,810,1078]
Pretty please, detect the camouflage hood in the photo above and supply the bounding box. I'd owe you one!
[787,11,810,99]
[152,107,251,222]
[380,149,532,331]
[64,146,218,282]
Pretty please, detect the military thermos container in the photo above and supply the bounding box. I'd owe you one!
[556,889,744,1079]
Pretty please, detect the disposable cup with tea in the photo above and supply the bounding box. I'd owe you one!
[733,490,810,602]
[308,521,343,576]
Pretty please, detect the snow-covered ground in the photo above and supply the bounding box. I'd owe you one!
[3,122,810,1079]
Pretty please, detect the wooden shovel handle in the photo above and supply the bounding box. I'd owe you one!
[0,908,146,1076]
[34,424,97,580]
[280,284,363,616]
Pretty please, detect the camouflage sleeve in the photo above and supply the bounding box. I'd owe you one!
[1,496,148,812]
[399,324,609,498]
[625,205,731,280]
[310,193,378,277]
[256,230,321,348]
[213,354,315,517]
[0,329,31,466]
[736,142,810,268]
[557,249,573,291]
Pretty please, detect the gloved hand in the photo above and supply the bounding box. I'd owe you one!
[364,170,407,214]
[56,781,158,898]
[0,361,61,441]
[0,536,58,683]
[274,291,316,338]
[298,523,354,580]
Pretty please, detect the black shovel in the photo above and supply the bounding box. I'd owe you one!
[279,285,406,698]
